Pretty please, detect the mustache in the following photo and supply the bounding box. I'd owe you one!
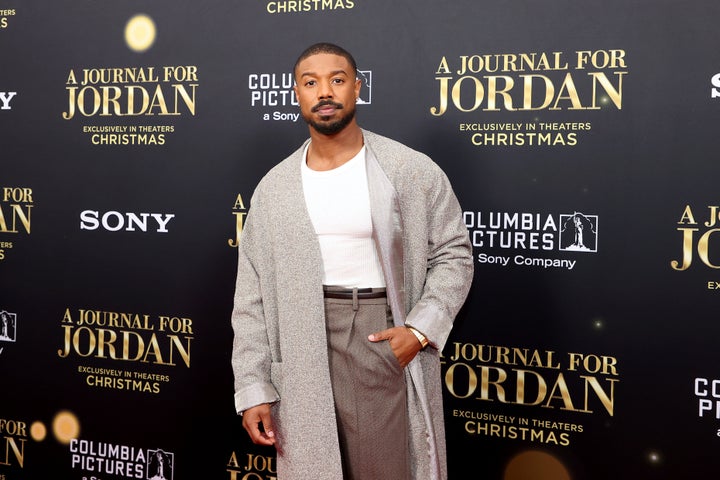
[311,100,343,112]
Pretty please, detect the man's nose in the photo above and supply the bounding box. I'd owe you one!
[317,79,333,99]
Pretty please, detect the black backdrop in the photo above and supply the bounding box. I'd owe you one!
[3,1,720,478]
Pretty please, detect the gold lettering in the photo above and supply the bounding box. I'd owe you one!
[705,206,720,228]
[57,325,192,366]
[430,76,451,116]
[233,194,246,210]
[0,437,25,467]
[581,375,617,416]
[435,56,451,75]
[0,204,32,233]
[550,73,584,110]
[63,83,197,119]
[698,229,720,269]
[589,71,626,109]
[679,205,697,224]
[66,69,78,85]
[228,211,247,248]
[543,372,576,411]
[670,228,697,271]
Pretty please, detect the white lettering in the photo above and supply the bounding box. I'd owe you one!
[272,111,300,122]
[0,91,17,110]
[79,210,175,233]
[711,73,720,98]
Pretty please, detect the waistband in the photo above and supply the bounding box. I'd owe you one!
[322,286,387,300]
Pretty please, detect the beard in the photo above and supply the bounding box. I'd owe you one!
[303,100,356,136]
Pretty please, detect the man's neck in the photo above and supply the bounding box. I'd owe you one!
[306,123,364,171]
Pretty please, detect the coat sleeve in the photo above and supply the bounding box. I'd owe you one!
[404,163,474,351]
[230,191,281,414]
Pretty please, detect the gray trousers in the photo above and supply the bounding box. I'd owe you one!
[324,294,410,480]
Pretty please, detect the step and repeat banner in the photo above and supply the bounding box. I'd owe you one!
[2,1,720,478]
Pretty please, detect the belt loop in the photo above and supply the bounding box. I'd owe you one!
[352,287,359,311]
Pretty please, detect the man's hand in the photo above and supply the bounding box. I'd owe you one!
[242,403,276,446]
[368,326,424,368]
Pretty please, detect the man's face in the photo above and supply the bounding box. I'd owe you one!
[294,53,361,135]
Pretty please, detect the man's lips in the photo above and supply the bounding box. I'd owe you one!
[312,101,343,114]
[316,106,337,115]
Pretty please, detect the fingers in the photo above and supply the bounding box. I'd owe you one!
[367,325,401,342]
[367,330,387,342]
[368,326,422,367]
[242,404,276,446]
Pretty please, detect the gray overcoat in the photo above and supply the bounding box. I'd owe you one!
[231,129,474,479]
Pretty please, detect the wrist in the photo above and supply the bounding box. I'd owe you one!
[406,325,429,349]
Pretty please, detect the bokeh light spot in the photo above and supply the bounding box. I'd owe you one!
[125,14,156,52]
[504,450,572,480]
[52,410,80,445]
[30,421,47,441]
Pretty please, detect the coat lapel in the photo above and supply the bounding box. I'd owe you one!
[366,136,444,480]
[366,145,407,326]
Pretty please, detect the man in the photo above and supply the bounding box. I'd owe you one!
[231,42,473,480]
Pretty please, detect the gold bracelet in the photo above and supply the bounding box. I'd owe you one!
[406,326,429,349]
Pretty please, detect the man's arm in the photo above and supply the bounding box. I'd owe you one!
[231,196,281,415]
[404,165,474,350]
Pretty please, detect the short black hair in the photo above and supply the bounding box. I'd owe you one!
[293,42,358,80]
